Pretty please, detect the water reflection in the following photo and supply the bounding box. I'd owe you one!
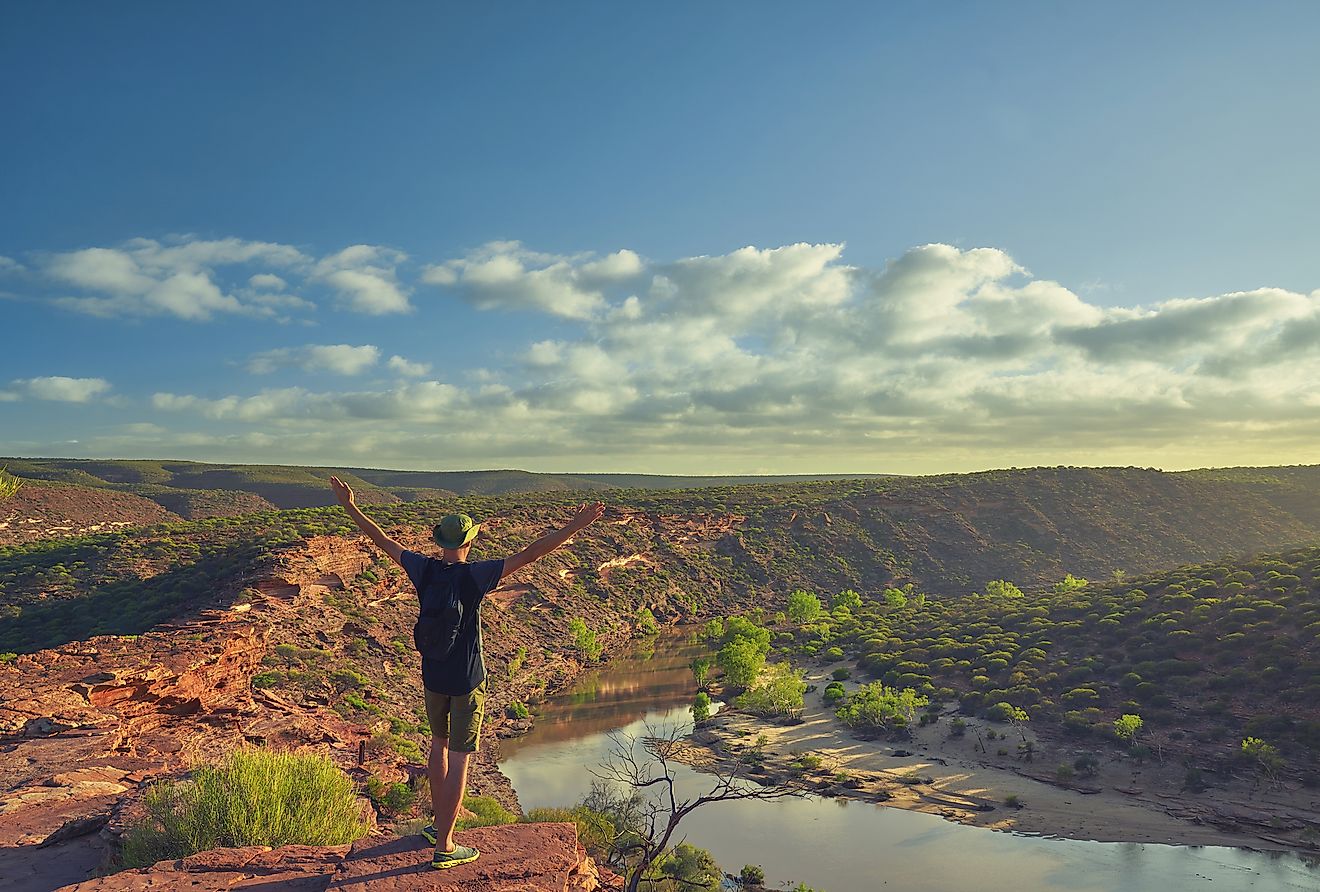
[501,630,705,754]
[500,633,1320,892]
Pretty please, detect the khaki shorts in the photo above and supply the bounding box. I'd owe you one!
[423,683,487,753]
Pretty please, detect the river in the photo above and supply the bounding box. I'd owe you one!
[499,632,1320,892]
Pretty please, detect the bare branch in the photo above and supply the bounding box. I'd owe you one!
[591,718,809,892]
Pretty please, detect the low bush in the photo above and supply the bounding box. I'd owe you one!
[457,794,517,830]
[119,749,369,869]
[740,864,767,886]
[691,691,712,723]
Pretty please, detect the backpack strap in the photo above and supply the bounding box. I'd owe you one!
[418,556,437,601]
[456,564,481,627]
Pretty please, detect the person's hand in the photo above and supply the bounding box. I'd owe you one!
[329,475,355,508]
[567,501,605,532]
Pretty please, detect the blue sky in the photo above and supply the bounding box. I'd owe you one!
[3,2,1318,474]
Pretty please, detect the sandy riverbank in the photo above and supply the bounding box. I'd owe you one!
[676,663,1320,857]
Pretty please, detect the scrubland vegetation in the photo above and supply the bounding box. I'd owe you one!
[768,544,1320,779]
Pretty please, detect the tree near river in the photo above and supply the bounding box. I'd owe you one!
[591,722,808,892]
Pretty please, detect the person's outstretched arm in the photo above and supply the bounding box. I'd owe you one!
[500,502,605,580]
[330,475,405,565]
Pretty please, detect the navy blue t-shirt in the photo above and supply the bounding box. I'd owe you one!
[400,551,505,695]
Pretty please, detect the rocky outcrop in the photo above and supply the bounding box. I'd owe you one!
[51,823,620,892]
[0,583,375,889]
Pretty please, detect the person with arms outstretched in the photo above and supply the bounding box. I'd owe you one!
[329,475,605,870]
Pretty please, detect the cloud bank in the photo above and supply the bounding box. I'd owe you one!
[129,239,1320,471]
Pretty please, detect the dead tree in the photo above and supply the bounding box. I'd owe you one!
[590,721,808,892]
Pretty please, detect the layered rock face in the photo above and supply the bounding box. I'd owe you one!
[49,823,618,892]
[0,542,383,890]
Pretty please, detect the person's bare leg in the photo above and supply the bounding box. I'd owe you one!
[428,736,449,826]
[432,750,472,852]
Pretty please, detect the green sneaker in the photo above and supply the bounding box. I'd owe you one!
[420,823,438,845]
[431,844,479,870]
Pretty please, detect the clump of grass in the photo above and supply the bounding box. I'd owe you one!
[456,794,517,830]
[119,748,369,869]
[0,467,22,500]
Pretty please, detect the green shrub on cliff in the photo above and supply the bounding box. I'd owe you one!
[0,467,22,500]
[569,617,604,661]
[457,794,518,830]
[787,590,822,623]
[119,748,368,869]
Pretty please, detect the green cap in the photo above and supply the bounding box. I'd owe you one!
[433,513,480,549]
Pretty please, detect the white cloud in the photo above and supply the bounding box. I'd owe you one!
[421,242,642,319]
[9,376,112,402]
[313,245,411,314]
[44,237,310,320]
[0,255,25,274]
[388,355,432,377]
[247,344,380,375]
[35,237,415,321]
[249,273,287,290]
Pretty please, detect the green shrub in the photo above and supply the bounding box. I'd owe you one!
[636,607,660,636]
[689,691,712,723]
[736,663,806,718]
[0,467,22,500]
[507,700,530,719]
[835,682,928,734]
[787,590,822,623]
[457,794,517,830]
[984,580,1024,599]
[1113,714,1143,740]
[718,639,766,690]
[831,666,851,680]
[659,842,721,891]
[365,776,416,816]
[690,656,712,688]
[371,731,422,762]
[790,751,823,770]
[330,668,369,690]
[833,590,862,611]
[568,618,603,661]
[119,749,369,868]
[740,864,767,886]
[1052,574,1088,594]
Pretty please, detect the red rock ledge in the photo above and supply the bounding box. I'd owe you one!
[53,822,620,892]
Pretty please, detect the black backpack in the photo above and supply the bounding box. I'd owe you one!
[413,561,478,663]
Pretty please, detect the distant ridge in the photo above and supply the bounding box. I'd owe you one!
[0,457,896,514]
